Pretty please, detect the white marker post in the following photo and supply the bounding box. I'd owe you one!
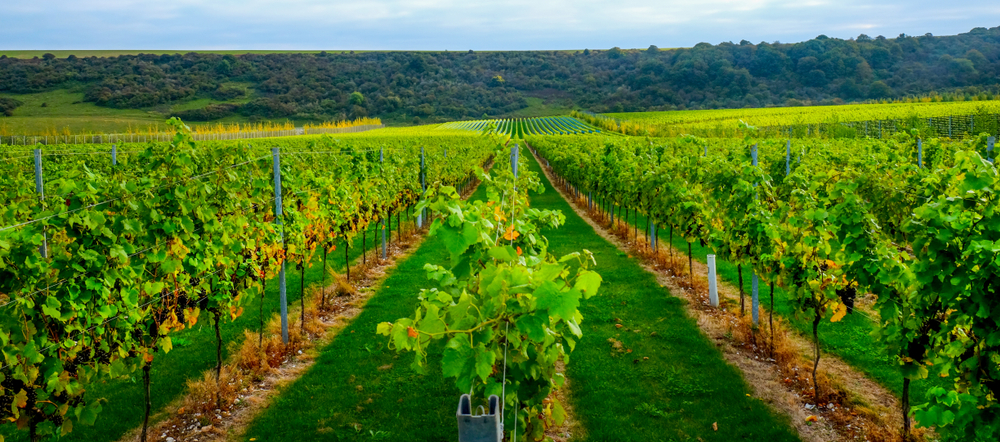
[707,255,719,307]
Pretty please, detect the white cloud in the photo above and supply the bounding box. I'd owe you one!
[0,0,997,50]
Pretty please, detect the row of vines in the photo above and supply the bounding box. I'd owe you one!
[0,119,497,441]
[528,131,1000,441]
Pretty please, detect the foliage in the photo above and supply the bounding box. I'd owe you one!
[528,132,1000,440]
[377,146,602,441]
[0,118,494,440]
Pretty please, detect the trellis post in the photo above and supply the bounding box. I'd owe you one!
[272,147,289,344]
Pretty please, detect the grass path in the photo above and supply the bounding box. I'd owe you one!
[0,212,419,442]
[243,149,799,441]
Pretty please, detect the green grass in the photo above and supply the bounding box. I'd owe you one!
[0,211,420,442]
[242,146,800,441]
[507,97,574,118]
[0,90,164,135]
[0,88,267,136]
[580,192,948,408]
[519,145,798,441]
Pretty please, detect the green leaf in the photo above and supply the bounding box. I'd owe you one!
[574,270,602,299]
[516,312,548,341]
[534,281,581,322]
[41,296,62,319]
[417,305,447,336]
[551,397,567,426]
[474,344,496,382]
[488,246,515,261]
[76,401,102,426]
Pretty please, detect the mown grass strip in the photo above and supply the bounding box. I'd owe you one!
[522,147,798,441]
[0,212,418,442]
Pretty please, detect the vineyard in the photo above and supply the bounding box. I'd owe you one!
[0,117,384,146]
[580,100,1000,139]
[0,120,497,441]
[1,107,1000,442]
[439,116,601,137]
[527,131,1000,442]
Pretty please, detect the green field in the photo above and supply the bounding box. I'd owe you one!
[590,100,1000,137]
[440,116,601,137]
[0,87,279,136]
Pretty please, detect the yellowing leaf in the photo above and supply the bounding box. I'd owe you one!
[830,303,848,323]
[503,224,520,241]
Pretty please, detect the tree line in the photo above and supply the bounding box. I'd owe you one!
[0,25,998,124]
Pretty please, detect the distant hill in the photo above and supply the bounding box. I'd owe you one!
[1,26,999,125]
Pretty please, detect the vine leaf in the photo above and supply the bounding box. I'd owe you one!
[574,270,603,299]
[534,281,580,321]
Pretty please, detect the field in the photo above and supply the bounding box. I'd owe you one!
[0,89,265,136]
[2,105,1000,442]
[439,116,601,136]
[589,100,1000,138]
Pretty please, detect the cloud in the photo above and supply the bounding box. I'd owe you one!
[0,0,997,50]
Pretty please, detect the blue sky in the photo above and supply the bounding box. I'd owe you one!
[2,1,998,50]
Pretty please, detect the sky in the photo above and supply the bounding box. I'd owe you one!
[2,1,999,51]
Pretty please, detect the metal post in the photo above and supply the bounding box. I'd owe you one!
[272,147,289,345]
[785,140,791,176]
[112,144,117,166]
[949,116,953,138]
[511,144,519,179]
[988,136,995,164]
[34,149,47,258]
[751,144,759,324]
[918,139,923,169]
[707,255,719,307]
[418,147,426,228]
[381,147,387,259]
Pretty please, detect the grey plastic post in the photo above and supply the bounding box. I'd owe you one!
[112,144,117,166]
[34,149,48,258]
[988,136,995,164]
[707,255,719,307]
[272,147,289,345]
[918,139,923,169]
[457,394,502,442]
